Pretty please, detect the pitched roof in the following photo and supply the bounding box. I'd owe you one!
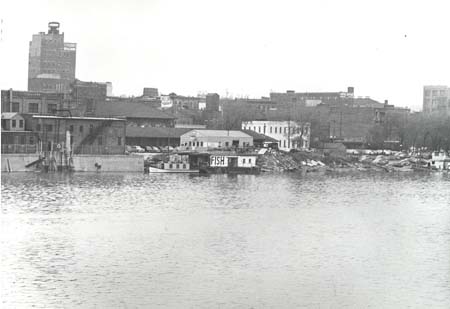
[95,101,176,119]
[1,112,20,119]
[182,129,252,138]
[126,126,192,138]
[241,130,278,142]
[352,98,385,108]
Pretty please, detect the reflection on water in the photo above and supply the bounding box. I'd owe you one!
[1,172,450,308]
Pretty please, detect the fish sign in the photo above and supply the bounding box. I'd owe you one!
[210,156,228,167]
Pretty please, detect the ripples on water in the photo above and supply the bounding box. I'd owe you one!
[1,172,450,308]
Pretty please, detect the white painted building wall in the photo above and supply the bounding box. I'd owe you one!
[242,120,310,151]
[237,156,257,167]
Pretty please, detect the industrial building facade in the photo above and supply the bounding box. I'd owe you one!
[28,22,76,93]
[242,120,310,151]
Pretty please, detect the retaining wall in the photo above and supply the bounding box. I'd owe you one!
[71,155,143,172]
[1,154,143,172]
[1,154,40,172]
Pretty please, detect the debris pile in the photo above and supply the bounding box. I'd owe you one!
[257,150,301,172]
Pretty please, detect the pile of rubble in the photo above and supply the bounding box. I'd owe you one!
[257,149,434,174]
[357,153,430,172]
[257,150,301,172]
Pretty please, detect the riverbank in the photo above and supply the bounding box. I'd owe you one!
[257,149,444,173]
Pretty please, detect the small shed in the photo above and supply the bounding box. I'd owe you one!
[1,113,25,131]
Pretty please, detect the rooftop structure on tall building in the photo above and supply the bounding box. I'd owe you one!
[28,22,76,93]
[423,85,450,115]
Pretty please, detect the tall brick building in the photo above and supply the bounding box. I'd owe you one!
[28,22,76,93]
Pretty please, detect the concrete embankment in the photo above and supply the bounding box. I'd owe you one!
[1,154,144,172]
[72,155,143,172]
[1,154,40,172]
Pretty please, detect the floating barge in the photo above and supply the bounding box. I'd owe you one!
[145,151,260,174]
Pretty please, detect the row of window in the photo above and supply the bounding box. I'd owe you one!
[244,126,303,135]
[9,119,24,129]
[2,135,35,145]
[184,141,205,147]
[168,164,187,169]
[7,102,57,114]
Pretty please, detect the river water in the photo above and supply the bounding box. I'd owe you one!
[1,171,450,308]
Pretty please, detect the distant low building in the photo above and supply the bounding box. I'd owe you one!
[270,87,354,107]
[95,101,176,128]
[242,120,310,151]
[125,126,192,148]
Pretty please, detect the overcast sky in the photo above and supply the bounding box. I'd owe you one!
[1,0,450,111]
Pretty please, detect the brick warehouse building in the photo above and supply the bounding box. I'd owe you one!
[31,115,126,155]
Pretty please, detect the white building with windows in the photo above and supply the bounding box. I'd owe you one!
[241,120,310,151]
[180,130,253,151]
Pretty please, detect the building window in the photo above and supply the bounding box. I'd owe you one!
[275,127,277,133]
[225,142,229,147]
[47,104,57,114]
[20,135,26,144]
[183,164,186,169]
[12,120,16,128]
[12,102,19,112]
[89,124,94,134]
[36,124,41,131]
[284,127,287,133]
[80,125,84,133]
[270,127,272,133]
[258,127,261,133]
[19,120,24,128]
[29,136,35,144]
[284,140,286,147]
[200,141,204,147]
[243,158,246,163]
[118,137,122,145]
[253,126,256,131]
[86,99,94,113]
[45,124,53,132]
[249,158,252,163]
[29,103,39,113]
[69,125,74,132]
[98,136,103,145]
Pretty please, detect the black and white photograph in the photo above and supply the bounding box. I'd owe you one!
[1,0,449,308]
